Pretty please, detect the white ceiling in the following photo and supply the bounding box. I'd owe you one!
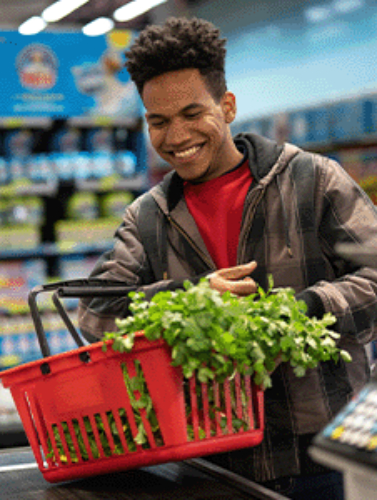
[0,0,52,28]
[0,0,160,30]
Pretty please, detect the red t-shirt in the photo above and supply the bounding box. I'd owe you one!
[184,159,252,269]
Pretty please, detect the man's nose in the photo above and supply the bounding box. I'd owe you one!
[165,118,190,146]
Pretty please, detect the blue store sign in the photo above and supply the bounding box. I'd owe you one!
[0,30,141,119]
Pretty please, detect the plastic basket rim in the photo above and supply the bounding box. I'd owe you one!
[0,330,157,382]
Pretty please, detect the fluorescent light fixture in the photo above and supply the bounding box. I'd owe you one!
[18,16,47,35]
[114,0,167,23]
[82,17,115,36]
[333,0,364,14]
[304,5,332,23]
[42,0,90,23]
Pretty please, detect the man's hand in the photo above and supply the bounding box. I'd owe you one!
[208,261,258,296]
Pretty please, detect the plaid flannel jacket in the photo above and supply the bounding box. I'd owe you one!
[78,133,377,481]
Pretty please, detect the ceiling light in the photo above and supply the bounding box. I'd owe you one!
[114,0,167,23]
[42,0,90,23]
[82,17,115,36]
[333,0,364,14]
[304,5,332,23]
[18,16,47,35]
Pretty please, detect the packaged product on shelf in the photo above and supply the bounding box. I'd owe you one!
[73,151,92,180]
[0,312,79,369]
[329,99,366,142]
[288,110,310,146]
[367,94,377,135]
[0,157,9,185]
[51,127,82,153]
[27,153,57,184]
[24,197,44,226]
[0,226,40,250]
[4,129,33,183]
[7,198,30,225]
[67,192,99,220]
[114,150,136,177]
[114,126,129,148]
[3,129,34,159]
[101,191,135,218]
[59,254,99,310]
[51,152,77,181]
[56,217,118,248]
[53,151,93,181]
[91,150,114,179]
[0,379,21,426]
[8,156,26,182]
[0,199,8,226]
[85,127,114,152]
[7,197,44,226]
[0,259,47,315]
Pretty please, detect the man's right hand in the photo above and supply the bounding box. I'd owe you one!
[208,261,258,297]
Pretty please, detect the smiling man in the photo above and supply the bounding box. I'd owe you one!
[78,17,377,499]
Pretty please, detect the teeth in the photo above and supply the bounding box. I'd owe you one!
[174,146,200,158]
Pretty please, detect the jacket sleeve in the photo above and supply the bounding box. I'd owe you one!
[78,198,191,341]
[297,156,377,344]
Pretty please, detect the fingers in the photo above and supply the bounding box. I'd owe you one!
[216,261,257,280]
[207,261,258,297]
[209,275,257,297]
[226,278,258,296]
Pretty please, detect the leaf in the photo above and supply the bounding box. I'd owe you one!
[340,350,352,363]
[293,365,307,377]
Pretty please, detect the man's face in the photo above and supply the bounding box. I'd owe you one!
[143,68,239,183]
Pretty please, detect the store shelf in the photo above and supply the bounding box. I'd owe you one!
[67,115,143,130]
[0,117,53,129]
[75,173,148,193]
[0,241,113,261]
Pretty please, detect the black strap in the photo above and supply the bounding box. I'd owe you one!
[290,152,327,286]
[138,193,168,281]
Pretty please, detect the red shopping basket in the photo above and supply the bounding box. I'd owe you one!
[0,279,264,483]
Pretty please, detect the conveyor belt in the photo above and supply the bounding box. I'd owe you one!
[0,447,287,500]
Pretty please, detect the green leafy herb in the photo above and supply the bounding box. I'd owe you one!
[106,277,350,390]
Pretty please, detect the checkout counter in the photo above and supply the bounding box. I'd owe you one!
[0,447,287,500]
[310,367,377,500]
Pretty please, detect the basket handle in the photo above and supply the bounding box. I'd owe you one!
[28,278,135,359]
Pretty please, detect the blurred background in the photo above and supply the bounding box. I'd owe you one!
[1,0,377,446]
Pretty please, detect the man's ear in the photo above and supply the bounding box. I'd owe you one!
[222,91,237,124]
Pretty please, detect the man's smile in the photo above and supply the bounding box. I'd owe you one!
[168,143,205,161]
[174,145,201,158]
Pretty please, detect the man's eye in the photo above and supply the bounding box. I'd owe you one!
[150,120,166,128]
[185,112,201,119]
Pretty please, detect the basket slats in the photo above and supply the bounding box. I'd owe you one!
[112,408,132,454]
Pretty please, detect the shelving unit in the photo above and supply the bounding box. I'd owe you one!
[0,115,148,367]
[0,113,149,444]
[232,91,377,204]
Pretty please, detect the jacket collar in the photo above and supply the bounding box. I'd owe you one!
[234,132,284,182]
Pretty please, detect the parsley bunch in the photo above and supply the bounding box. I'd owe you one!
[105,277,351,389]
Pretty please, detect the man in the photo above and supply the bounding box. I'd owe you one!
[78,17,377,499]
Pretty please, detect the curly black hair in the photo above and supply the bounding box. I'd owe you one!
[125,17,227,102]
